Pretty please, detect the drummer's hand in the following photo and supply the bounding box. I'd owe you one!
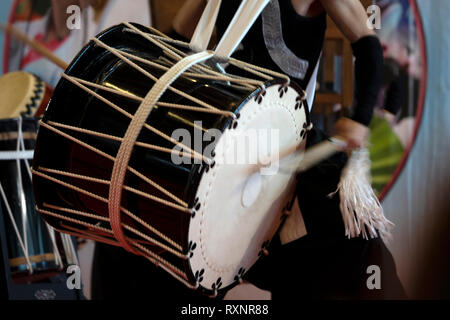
[333,117,369,152]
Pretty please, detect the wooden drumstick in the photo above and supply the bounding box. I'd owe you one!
[0,23,69,70]
[295,137,347,173]
[259,137,348,174]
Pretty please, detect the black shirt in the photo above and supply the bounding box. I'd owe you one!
[216,0,326,89]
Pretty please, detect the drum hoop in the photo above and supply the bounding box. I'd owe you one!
[0,131,37,141]
[9,253,56,268]
[0,72,46,118]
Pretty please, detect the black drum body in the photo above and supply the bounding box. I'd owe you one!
[32,23,308,294]
[34,23,247,272]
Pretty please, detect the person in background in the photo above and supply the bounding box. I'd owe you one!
[4,0,151,85]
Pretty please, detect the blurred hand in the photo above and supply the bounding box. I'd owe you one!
[333,117,369,151]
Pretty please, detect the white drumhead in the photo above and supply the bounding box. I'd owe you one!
[188,83,308,292]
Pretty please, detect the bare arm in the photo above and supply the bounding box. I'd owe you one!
[319,0,375,43]
[172,0,207,40]
[320,0,381,149]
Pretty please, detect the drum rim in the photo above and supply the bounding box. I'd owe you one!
[186,80,309,294]
[0,71,47,118]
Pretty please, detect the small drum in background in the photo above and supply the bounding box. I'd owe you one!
[0,117,77,282]
[0,71,53,118]
[32,23,310,295]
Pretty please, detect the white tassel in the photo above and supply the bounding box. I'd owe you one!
[329,148,394,241]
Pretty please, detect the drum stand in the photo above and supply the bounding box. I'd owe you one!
[0,196,83,300]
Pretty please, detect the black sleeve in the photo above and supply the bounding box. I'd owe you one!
[384,75,404,115]
[350,35,384,126]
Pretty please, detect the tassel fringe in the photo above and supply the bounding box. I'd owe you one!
[330,148,395,241]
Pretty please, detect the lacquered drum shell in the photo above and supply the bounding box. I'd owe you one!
[32,23,256,285]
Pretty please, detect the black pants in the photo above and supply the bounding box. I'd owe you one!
[245,128,406,299]
[91,242,216,301]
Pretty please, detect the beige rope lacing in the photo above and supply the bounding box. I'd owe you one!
[124,29,189,49]
[37,166,188,213]
[92,38,228,118]
[108,50,214,253]
[229,57,290,84]
[53,225,120,246]
[124,22,208,79]
[60,73,210,165]
[65,76,236,117]
[123,22,184,60]
[52,222,193,285]
[91,49,260,90]
[58,222,161,247]
[33,168,185,249]
[55,217,193,285]
[36,204,186,259]
[38,121,189,208]
[122,22,284,92]
[122,23,261,90]
[34,22,295,289]
[46,120,204,162]
[135,24,171,40]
